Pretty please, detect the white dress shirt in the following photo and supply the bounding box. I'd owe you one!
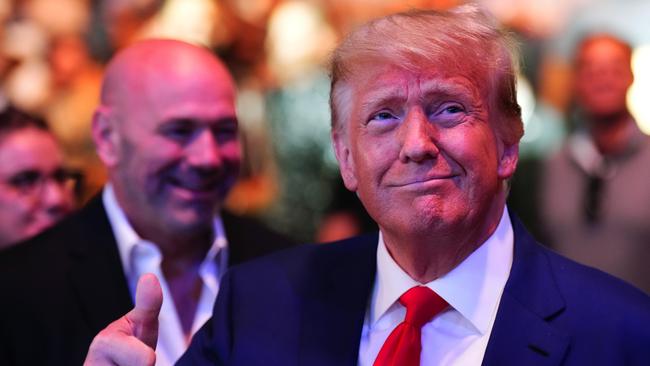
[103,185,228,366]
[358,207,514,366]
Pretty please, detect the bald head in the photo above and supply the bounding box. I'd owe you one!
[100,39,235,117]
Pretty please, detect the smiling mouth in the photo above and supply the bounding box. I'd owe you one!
[389,175,458,188]
[168,177,222,195]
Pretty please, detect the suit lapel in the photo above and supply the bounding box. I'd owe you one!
[66,195,133,333]
[221,210,247,267]
[298,234,378,366]
[483,214,569,366]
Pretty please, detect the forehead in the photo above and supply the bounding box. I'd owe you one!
[123,65,237,125]
[0,129,63,173]
[349,62,484,104]
[578,38,630,66]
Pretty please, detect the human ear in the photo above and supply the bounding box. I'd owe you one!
[497,141,519,180]
[332,129,358,192]
[92,107,121,167]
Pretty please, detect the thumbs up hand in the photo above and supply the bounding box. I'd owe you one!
[84,274,163,366]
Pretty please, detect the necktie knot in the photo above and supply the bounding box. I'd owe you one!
[373,286,448,366]
[399,286,448,328]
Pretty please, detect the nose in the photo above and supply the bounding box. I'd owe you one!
[41,179,74,218]
[398,109,440,163]
[186,129,222,169]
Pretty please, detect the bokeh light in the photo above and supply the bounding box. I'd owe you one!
[628,45,650,134]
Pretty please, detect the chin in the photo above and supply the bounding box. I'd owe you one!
[172,214,214,232]
[27,220,54,236]
[378,209,445,237]
[411,199,472,230]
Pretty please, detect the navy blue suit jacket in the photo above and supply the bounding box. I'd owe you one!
[178,214,650,365]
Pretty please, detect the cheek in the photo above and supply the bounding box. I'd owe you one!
[446,128,499,181]
[119,153,166,203]
[0,194,32,226]
[221,141,242,165]
[136,145,180,176]
[355,134,400,181]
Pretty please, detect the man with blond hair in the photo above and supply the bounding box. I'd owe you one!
[87,6,650,366]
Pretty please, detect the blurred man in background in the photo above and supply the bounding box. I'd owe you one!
[540,34,650,294]
[0,105,75,249]
[0,39,293,366]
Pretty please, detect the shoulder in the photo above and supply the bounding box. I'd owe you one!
[515,218,650,311]
[542,247,650,362]
[523,238,650,349]
[507,221,650,362]
[222,210,298,264]
[224,232,378,287]
[545,246,650,316]
[511,215,650,329]
[233,232,377,267]
[0,213,81,278]
[0,195,114,292]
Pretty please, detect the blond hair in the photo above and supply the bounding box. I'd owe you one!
[329,5,523,145]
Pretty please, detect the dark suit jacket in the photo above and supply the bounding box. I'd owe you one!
[178,214,650,366]
[0,194,295,366]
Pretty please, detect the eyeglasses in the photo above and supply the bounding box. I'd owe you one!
[3,168,81,196]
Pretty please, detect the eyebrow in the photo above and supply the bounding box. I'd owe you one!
[418,78,479,102]
[360,77,479,111]
[161,116,238,126]
[361,88,408,111]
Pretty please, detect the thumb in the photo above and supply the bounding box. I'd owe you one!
[126,273,163,349]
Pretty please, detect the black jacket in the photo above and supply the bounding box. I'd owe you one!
[0,193,295,366]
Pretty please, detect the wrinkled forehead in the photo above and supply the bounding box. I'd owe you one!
[340,48,492,100]
[356,55,484,85]
[336,56,490,120]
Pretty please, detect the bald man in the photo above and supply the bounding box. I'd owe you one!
[0,40,293,366]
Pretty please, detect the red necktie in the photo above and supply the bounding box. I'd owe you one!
[373,286,448,366]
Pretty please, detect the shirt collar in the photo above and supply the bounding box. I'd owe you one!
[371,206,514,335]
[102,184,228,282]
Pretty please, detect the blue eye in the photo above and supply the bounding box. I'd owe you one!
[441,104,464,114]
[370,111,397,121]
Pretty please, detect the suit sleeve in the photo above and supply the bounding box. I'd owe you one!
[176,270,235,366]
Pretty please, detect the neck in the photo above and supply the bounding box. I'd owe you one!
[588,110,634,155]
[144,226,213,268]
[380,195,506,283]
[141,223,211,337]
[151,229,211,339]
